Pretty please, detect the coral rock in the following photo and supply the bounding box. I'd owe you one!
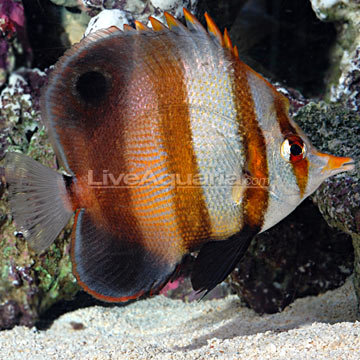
[0,69,79,330]
[294,101,360,310]
[311,0,360,110]
[230,199,353,314]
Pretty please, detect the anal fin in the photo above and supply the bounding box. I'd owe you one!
[72,209,177,302]
[191,226,258,296]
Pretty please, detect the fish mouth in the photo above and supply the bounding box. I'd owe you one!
[325,156,355,175]
[314,151,355,174]
[339,159,356,172]
[327,156,355,173]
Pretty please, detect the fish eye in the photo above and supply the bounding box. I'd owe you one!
[280,136,307,163]
[75,70,108,104]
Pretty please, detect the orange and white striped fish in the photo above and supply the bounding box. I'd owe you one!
[4,9,355,301]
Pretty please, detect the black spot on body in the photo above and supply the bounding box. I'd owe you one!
[75,71,108,104]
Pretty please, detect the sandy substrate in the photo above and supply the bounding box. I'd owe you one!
[0,277,359,359]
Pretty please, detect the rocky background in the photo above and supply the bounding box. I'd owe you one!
[0,0,359,329]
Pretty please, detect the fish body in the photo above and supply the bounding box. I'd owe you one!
[4,10,354,301]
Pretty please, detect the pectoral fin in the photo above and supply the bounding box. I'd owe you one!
[191,226,258,296]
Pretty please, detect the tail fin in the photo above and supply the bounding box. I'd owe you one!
[4,152,73,253]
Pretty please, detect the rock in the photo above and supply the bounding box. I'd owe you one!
[0,69,79,330]
[310,0,360,109]
[294,102,359,238]
[49,0,79,6]
[84,9,132,36]
[82,0,198,26]
[293,102,360,309]
[230,199,354,314]
[61,5,91,45]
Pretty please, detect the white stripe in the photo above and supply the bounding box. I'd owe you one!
[246,71,301,231]
[184,45,244,238]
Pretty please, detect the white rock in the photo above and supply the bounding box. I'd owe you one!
[151,0,180,9]
[313,0,342,8]
[310,0,350,20]
[151,0,198,19]
[84,9,132,37]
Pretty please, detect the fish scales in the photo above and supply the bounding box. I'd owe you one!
[246,70,301,231]
[4,10,355,301]
[186,41,245,240]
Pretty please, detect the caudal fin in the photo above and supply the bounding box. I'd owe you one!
[4,152,73,253]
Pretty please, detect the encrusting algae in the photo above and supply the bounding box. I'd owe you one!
[0,69,78,330]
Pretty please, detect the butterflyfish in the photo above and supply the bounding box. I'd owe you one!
[4,9,355,301]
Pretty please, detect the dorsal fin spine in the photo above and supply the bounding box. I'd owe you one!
[100,9,239,61]
[123,24,135,32]
[183,8,208,35]
[204,12,224,46]
[223,28,232,50]
[164,12,180,29]
[234,45,239,58]
[149,16,167,31]
[183,8,196,24]
[135,20,150,31]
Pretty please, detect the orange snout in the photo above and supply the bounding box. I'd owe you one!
[314,151,355,173]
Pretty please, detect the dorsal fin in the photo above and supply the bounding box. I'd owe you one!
[164,11,187,33]
[123,24,136,32]
[107,25,122,33]
[223,28,232,51]
[115,9,240,60]
[182,9,239,59]
[149,16,167,31]
[204,12,224,46]
[203,12,239,58]
[234,45,239,58]
[183,8,208,35]
[134,20,150,31]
